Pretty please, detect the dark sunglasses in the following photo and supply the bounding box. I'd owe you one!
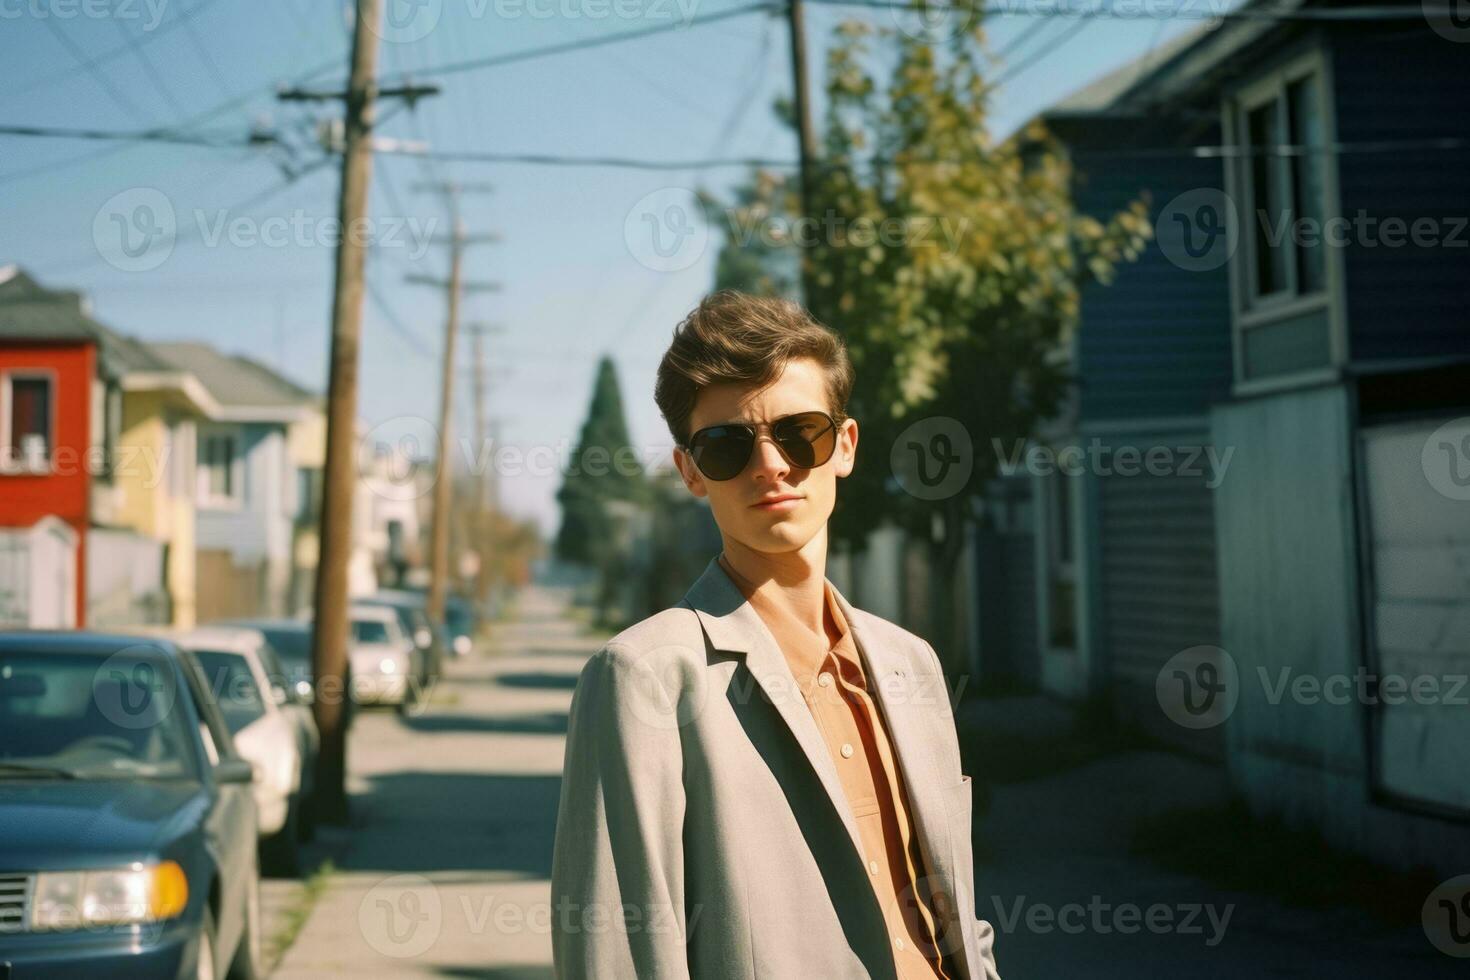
[682,411,842,482]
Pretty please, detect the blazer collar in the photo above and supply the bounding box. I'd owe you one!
[678,553,960,958]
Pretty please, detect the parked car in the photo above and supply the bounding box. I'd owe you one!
[346,605,416,708]
[0,631,261,979]
[175,627,305,876]
[216,618,338,835]
[443,595,479,658]
[358,591,444,692]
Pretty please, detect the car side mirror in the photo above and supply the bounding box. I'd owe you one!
[215,757,255,785]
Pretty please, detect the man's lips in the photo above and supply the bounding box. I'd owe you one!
[752,495,803,510]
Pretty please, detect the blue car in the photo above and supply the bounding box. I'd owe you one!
[0,632,261,980]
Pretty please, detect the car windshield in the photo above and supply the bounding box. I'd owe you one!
[0,651,198,780]
[352,619,391,645]
[191,649,267,736]
[260,627,310,667]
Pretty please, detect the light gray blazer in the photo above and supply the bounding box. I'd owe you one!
[550,554,1001,980]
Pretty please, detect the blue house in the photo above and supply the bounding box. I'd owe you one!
[996,0,1469,874]
[151,342,314,621]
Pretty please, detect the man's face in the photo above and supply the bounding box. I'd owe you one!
[672,357,858,555]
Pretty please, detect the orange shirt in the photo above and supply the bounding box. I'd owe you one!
[717,554,954,979]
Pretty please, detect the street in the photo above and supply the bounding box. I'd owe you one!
[268,584,597,978]
[260,585,1463,979]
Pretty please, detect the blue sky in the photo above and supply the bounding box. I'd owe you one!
[0,0,1199,535]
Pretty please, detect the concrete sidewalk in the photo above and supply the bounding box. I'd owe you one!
[270,586,599,978]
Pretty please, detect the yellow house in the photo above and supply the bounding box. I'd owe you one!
[107,336,221,629]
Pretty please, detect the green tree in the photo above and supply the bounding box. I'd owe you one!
[554,356,648,623]
[709,12,1152,665]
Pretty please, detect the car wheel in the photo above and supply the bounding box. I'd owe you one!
[198,905,218,980]
[227,866,262,980]
[261,794,301,877]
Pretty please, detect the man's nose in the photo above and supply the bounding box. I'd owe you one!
[749,435,790,477]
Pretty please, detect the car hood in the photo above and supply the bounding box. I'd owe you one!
[0,779,210,870]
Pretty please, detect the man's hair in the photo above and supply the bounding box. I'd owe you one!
[655,290,854,447]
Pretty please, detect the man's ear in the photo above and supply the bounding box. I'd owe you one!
[834,416,858,479]
[673,446,708,498]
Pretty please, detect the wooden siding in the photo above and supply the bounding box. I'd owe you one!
[1330,26,1470,364]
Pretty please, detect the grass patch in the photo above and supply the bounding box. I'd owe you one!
[262,858,335,971]
[1130,798,1440,927]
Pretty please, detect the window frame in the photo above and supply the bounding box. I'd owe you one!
[1221,42,1349,396]
[196,425,243,509]
[0,369,59,476]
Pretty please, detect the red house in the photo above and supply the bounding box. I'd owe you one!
[0,267,99,627]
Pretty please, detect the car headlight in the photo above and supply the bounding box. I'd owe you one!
[453,635,472,656]
[379,657,398,674]
[31,861,189,930]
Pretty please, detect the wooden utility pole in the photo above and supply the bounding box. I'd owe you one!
[280,0,438,825]
[465,323,504,604]
[786,0,819,305]
[406,186,500,626]
[297,0,380,826]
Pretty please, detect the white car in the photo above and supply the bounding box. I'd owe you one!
[347,604,417,707]
[175,626,306,875]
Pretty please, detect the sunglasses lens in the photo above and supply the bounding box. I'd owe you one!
[690,426,754,481]
[773,412,836,469]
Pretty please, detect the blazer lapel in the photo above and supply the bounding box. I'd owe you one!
[680,555,867,866]
[679,556,958,911]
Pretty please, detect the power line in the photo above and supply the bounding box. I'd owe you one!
[0,123,274,148]
[804,0,1452,20]
[992,14,1093,85]
[41,17,152,125]
[375,1,783,85]
[8,0,231,102]
[111,16,189,118]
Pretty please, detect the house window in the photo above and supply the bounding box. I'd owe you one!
[1044,466,1078,652]
[1242,69,1327,304]
[198,431,238,504]
[1227,48,1341,387]
[3,373,54,472]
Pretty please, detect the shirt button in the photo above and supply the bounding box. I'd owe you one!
[818,672,833,688]
[894,936,906,951]
[840,743,854,758]
[868,860,879,875]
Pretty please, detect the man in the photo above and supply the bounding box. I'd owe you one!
[550,291,1001,979]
